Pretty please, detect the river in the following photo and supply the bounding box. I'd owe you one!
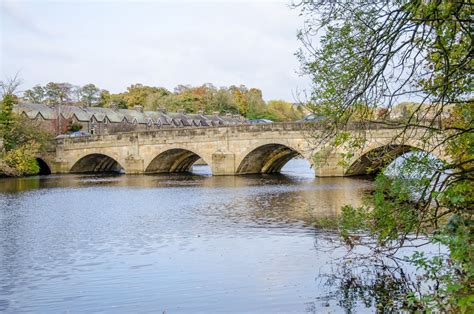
[0,159,378,313]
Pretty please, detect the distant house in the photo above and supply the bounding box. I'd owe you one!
[13,103,247,135]
[389,102,454,121]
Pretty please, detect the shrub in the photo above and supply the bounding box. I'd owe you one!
[4,142,40,176]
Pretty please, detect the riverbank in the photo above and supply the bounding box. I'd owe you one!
[0,154,41,178]
[0,158,19,177]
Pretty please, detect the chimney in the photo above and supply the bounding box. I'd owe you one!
[212,111,219,116]
[225,113,232,117]
[133,105,144,113]
[232,114,240,119]
[177,108,185,114]
[158,107,167,113]
[109,103,118,111]
[197,109,204,115]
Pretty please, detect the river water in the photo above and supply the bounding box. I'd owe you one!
[0,160,377,313]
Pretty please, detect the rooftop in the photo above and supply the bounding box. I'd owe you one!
[14,103,247,127]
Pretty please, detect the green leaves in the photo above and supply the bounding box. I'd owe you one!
[3,143,40,176]
[296,0,473,311]
[0,107,53,176]
[0,94,14,124]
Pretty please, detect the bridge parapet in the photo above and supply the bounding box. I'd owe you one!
[55,122,308,145]
[54,120,439,146]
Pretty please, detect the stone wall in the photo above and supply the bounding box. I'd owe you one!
[42,123,447,177]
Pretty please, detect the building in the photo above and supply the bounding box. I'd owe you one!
[13,103,247,135]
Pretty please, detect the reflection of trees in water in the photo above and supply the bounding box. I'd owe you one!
[312,232,429,313]
[0,176,41,192]
[211,178,370,228]
[193,188,319,229]
[321,257,416,312]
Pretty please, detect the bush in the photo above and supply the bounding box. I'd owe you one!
[1,116,53,152]
[0,159,18,177]
[68,122,83,132]
[3,142,40,176]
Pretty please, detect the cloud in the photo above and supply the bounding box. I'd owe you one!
[1,1,311,101]
[1,0,59,37]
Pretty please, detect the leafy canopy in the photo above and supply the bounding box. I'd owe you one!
[296,0,472,311]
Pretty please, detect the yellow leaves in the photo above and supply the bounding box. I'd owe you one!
[445,101,474,165]
[334,131,350,147]
[4,142,40,175]
[267,100,304,122]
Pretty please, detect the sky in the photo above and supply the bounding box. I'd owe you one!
[1,0,312,101]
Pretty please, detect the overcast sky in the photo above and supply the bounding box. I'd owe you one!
[1,0,311,101]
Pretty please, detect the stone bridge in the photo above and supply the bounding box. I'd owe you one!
[38,122,446,177]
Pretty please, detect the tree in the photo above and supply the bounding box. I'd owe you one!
[296,0,472,311]
[267,100,304,122]
[98,90,112,107]
[103,83,266,115]
[229,85,248,115]
[0,74,22,132]
[80,84,100,106]
[3,142,41,176]
[67,122,83,132]
[143,87,171,110]
[110,93,128,109]
[120,84,171,109]
[214,87,238,114]
[0,113,54,175]
[0,73,22,98]
[45,82,73,105]
[70,85,82,104]
[245,88,266,119]
[23,85,46,104]
[0,76,53,177]
[0,94,14,128]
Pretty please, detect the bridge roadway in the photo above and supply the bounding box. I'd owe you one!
[39,122,446,177]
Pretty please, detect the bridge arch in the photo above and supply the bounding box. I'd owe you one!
[145,148,210,173]
[70,153,124,173]
[36,158,52,175]
[345,144,442,176]
[236,143,310,174]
